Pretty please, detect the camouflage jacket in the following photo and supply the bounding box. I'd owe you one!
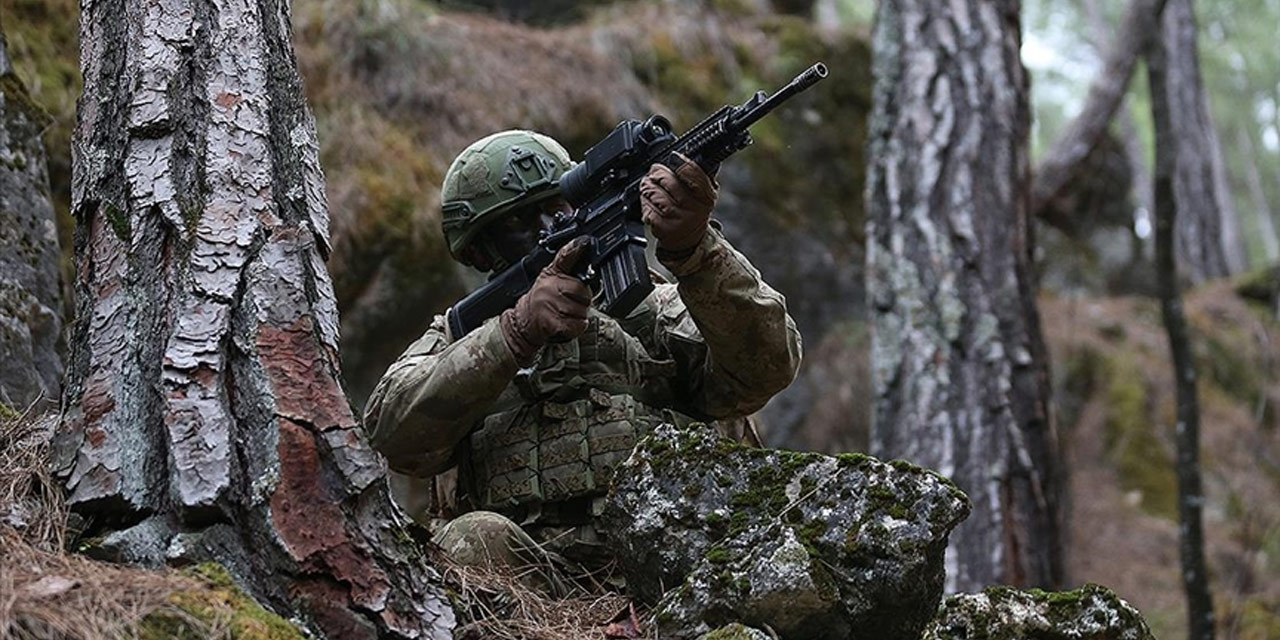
[363,229,802,521]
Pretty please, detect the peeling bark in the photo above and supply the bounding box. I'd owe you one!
[0,27,63,412]
[867,0,1063,591]
[1147,10,1216,639]
[53,0,454,636]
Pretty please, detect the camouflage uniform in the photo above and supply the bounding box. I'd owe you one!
[363,131,801,577]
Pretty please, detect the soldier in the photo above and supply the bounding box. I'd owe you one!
[363,130,801,588]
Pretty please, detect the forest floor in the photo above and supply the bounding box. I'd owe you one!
[1041,282,1280,640]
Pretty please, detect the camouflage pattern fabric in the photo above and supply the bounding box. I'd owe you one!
[364,229,801,528]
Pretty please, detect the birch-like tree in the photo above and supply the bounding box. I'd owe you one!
[866,0,1064,591]
[50,1,453,637]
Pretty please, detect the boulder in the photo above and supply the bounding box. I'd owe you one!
[923,584,1155,640]
[601,423,969,639]
[0,34,63,413]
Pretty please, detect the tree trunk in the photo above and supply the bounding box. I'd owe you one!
[866,0,1063,591]
[1148,11,1216,639]
[1031,0,1168,225]
[1081,0,1155,248]
[1236,125,1279,263]
[50,1,454,637]
[1151,0,1236,283]
[0,27,63,413]
[1204,89,1246,273]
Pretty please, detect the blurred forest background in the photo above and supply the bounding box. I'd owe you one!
[2,0,1279,637]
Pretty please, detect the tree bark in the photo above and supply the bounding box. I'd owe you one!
[867,0,1063,591]
[1031,0,1168,225]
[1236,125,1279,263]
[1081,0,1155,240]
[1150,0,1237,283]
[50,1,454,637]
[1148,11,1216,639]
[0,27,63,413]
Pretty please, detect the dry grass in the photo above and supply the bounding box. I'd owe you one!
[0,410,631,639]
[0,528,218,640]
[442,554,633,640]
[0,412,205,639]
[1,410,65,552]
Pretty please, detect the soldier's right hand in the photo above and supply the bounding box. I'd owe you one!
[500,237,594,365]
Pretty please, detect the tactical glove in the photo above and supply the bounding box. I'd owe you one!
[640,153,718,255]
[500,237,593,366]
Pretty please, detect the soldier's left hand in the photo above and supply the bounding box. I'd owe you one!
[640,154,717,254]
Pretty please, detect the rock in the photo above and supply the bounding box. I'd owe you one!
[0,33,63,413]
[601,423,969,640]
[922,584,1155,640]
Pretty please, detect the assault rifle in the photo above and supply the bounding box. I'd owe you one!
[446,62,828,339]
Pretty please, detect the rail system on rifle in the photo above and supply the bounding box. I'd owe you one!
[446,62,829,340]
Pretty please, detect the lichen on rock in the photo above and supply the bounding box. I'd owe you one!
[602,423,970,639]
[922,583,1155,640]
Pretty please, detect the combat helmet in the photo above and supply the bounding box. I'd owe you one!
[441,130,574,262]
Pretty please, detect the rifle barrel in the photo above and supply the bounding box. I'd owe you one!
[735,62,828,129]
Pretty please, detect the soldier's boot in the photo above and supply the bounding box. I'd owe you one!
[432,510,573,596]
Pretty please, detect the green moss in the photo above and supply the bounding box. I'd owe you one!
[1200,329,1262,408]
[0,402,20,422]
[137,563,304,640]
[797,518,829,555]
[1102,356,1177,520]
[1230,597,1280,640]
[103,203,130,243]
[836,452,872,468]
[1055,346,1105,433]
[705,511,727,527]
[706,545,734,564]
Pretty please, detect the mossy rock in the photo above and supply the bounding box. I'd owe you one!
[604,423,969,639]
[923,583,1154,640]
[137,563,304,640]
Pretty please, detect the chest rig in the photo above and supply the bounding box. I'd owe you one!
[465,312,695,522]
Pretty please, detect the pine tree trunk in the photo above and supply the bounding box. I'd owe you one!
[866,0,1063,591]
[0,28,63,413]
[1153,0,1239,282]
[1147,9,1216,639]
[50,1,454,637]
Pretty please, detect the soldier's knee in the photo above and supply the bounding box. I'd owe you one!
[432,510,527,568]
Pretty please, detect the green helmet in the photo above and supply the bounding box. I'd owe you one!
[441,130,574,260]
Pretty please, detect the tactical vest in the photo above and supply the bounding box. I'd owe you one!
[464,310,697,522]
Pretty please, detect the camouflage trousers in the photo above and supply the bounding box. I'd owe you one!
[432,510,616,596]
